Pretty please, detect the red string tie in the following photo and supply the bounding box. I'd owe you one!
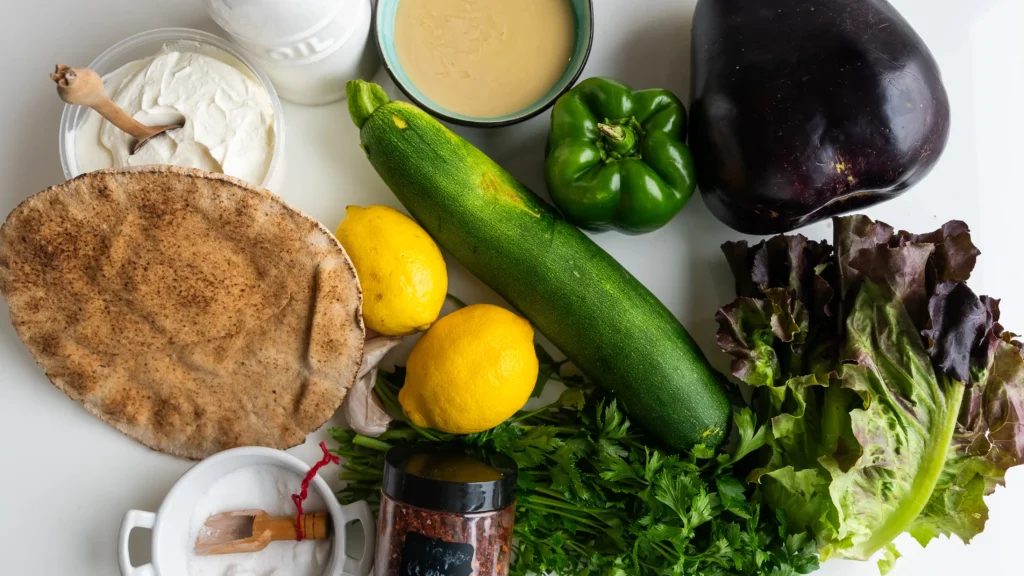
[291,441,340,541]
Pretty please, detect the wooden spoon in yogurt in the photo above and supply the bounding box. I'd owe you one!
[51,64,185,154]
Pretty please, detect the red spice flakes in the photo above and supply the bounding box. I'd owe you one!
[375,444,518,576]
[376,493,515,575]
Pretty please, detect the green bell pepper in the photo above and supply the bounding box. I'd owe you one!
[545,77,697,234]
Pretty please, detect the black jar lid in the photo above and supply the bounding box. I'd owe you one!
[382,444,518,514]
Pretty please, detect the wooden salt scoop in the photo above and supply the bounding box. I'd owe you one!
[195,509,330,556]
[50,64,184,154]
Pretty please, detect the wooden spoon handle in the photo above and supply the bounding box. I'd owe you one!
[50,64,153,141]
[258,512,331,542]
[88,98,156,142]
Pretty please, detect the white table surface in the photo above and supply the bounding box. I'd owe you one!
[1,0,1021,574]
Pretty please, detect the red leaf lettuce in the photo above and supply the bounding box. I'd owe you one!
[717,216,1024,572]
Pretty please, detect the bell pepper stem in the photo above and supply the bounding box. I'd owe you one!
[597,122,639,159]
[597,123,627,142]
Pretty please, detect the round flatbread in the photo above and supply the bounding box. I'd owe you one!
[0,167,364,459]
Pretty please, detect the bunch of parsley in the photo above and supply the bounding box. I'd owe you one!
[330,368,818,576]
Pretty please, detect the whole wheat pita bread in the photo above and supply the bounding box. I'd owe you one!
[0,166,364,459]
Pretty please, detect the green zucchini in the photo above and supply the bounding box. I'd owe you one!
[346,81,730,450]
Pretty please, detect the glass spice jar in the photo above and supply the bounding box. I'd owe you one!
[375,444,517,576]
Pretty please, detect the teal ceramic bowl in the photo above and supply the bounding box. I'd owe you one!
[375,0,594,127]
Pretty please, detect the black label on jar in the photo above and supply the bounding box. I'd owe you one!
[399,531,475,576]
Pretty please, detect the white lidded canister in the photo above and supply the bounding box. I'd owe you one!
[202,0,378,105]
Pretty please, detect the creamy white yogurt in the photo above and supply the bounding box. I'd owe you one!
[76,50,276,185]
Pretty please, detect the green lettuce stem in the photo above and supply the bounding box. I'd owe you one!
[854,381,966,558]
[821,385,845,457]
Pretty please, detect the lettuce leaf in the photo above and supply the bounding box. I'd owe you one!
[911,300,1024,546]
[823,280,965,561]
[718,216,1024,572]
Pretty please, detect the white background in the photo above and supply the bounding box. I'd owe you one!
[0,0,1021,574]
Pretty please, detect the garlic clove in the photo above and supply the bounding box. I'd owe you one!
[344,336,403,436]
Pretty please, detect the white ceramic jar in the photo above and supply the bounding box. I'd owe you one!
[117,447,375,576]
[203,0,378,105]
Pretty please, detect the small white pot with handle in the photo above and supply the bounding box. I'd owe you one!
[118,446,375,576]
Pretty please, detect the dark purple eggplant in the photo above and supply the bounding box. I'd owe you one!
[689,0,951,235]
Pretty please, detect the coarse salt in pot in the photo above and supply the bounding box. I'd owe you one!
[376,445,517,576]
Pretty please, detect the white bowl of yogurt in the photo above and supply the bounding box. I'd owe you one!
[59,28,286,191]
[117,446,375,576]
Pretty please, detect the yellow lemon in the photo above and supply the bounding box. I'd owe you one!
[335,205,447,336]
[400,304,539,434]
